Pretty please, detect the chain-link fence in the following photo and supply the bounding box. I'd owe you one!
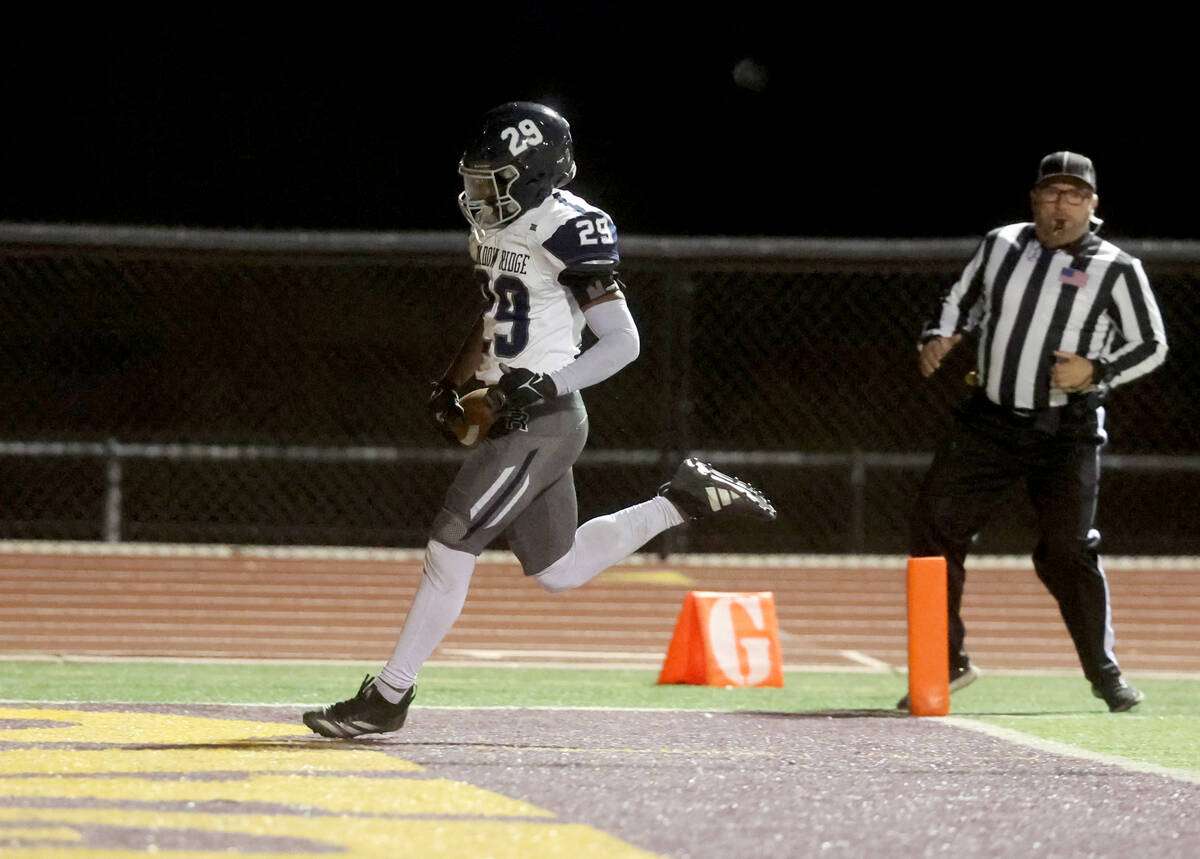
[2,224,1197,555]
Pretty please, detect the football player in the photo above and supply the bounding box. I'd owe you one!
[304,102,777,738]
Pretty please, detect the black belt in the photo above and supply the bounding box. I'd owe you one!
[966,390,1101,430]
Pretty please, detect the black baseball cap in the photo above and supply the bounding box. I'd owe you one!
[1036,151,1096,190]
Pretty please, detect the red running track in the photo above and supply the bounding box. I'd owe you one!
[1,546,1197,676]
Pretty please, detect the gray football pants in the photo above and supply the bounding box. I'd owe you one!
[431,391,589,575]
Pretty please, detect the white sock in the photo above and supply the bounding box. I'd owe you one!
[534,496,684,593]
[376,539,475,700]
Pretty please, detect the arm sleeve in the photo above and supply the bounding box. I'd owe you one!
[1103,259,1168,388]
[920,234,991,342]
[546,298,640,395]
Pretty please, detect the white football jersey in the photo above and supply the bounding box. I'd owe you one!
[469,189,620,385]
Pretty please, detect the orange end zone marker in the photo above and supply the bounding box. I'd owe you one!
[658,591,784,687]
[907,556,949,716]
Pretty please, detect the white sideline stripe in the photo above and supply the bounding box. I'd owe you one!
[5,699,1200,785]
[5,698,1200,781]
[4,540,1200,570]
[840,650,892,670]
[440,648,661,661]
[0,655,887,674]
[940,716,1200,786]
[2,653,1200,680]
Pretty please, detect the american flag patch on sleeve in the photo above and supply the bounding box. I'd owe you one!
[1060,266,1090,288]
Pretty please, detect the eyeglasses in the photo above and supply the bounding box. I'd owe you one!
[1035,186,1093,205]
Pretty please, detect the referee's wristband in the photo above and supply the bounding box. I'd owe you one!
[1091,358,1114,385]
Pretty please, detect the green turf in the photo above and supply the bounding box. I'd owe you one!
[925,673,1200,773]
[2,660,1197,774]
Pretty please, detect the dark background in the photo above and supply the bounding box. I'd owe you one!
[1,19,1191,241]
[1,19,1196,553]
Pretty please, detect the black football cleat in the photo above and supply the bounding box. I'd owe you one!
[1092,677,1145,713]
[659,457,777,521]
[303,675,416,738]
[896,664,980,710]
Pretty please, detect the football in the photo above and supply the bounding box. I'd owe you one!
[449,388,498,447]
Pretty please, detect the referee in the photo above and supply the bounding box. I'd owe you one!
[907,151,1168,713]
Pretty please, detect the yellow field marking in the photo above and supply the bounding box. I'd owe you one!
[0,708,319,745]
[595,570,694,585]
[0,808,661,858]
[0,746,418,775]
[0,707,662,857]
[1,775,550,818]
[0,707,419,774]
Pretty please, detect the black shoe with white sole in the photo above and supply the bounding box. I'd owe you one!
[303,675,416,738]
[1092,677,1145,713]
[659,458,777,521]
[896,664,980,710]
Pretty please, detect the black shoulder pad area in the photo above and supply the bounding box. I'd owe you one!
[543,212,620,268]
[559,268,622,307]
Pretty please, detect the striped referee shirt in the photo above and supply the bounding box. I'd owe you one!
[923,223,1168,410]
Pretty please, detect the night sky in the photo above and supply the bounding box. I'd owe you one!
[3,20,1191,241]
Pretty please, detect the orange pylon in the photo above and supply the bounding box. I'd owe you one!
[906,556,949,716]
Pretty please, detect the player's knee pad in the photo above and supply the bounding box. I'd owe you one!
[430,509,478,554]
[430,509,468,546]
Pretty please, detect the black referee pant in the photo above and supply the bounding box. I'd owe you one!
[909,391,1122,689]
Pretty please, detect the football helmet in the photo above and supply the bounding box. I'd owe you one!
[458,102,576,239]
